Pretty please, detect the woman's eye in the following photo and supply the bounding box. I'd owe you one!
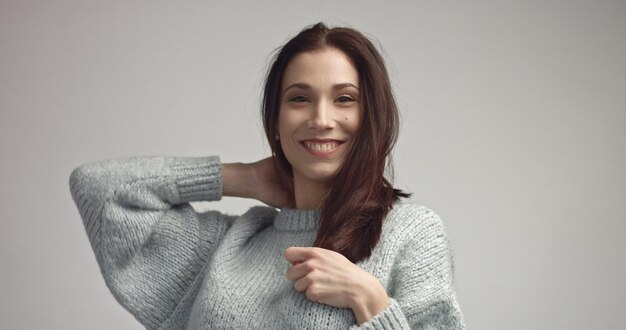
[289,95,309,103]
[336,95,356,103]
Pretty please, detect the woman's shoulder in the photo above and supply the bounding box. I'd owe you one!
[383,202,451,246]
[386,202,446,228]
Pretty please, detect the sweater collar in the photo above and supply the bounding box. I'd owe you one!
[273,208,320,232]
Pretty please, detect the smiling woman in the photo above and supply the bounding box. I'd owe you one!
[278,47,362,207]
[69,22,466,329]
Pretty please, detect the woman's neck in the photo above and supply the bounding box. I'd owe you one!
[293,172,329,209]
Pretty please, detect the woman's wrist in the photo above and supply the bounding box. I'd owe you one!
[350,279,390,325]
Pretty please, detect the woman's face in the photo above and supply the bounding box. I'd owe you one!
[278,47,361,186]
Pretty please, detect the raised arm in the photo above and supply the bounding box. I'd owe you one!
[69,155,235,329]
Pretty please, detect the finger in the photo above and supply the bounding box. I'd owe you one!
[293,275,311,293]
[305,284,321,303]
[286,260,315,281]
[284,246,316,265]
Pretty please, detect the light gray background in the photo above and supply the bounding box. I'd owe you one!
[1,1,624,329]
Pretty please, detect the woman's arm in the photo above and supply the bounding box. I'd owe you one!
[283,206,465,329]
[349,208,466,330]
[69,155,236,329]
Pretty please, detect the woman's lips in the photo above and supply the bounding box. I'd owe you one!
[300,139,345,157]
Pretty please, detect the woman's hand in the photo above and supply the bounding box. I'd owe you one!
[284,247,390,324]
[222,157,293,208]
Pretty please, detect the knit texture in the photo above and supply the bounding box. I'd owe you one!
[69,155,466,329]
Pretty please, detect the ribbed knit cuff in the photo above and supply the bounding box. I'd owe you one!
[349,298,410,330]
[168,156,222,203]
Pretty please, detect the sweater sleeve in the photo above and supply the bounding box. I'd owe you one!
[69,155,235,330]
[350,208,466,330]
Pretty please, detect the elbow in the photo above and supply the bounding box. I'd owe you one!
[69,164,96,199]
[69,162,113,207]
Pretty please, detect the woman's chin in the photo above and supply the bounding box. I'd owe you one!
[296,166,340,184]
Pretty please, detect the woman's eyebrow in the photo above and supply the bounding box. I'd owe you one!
[283,82,359,93]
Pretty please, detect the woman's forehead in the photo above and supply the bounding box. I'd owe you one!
[281,48,359,92]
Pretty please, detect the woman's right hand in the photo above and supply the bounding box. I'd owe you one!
[222,157,293,209]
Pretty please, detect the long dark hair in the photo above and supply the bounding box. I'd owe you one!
[262,22,410,263]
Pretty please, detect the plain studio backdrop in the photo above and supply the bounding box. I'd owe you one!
[1,1,625,329]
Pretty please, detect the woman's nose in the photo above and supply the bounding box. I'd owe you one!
[308,101,335,130]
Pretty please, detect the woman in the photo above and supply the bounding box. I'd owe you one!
[69,22,466,329]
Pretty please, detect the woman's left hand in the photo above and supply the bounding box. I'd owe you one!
[284,246,390,324]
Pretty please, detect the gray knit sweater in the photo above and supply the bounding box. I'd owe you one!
[69,155,465,329]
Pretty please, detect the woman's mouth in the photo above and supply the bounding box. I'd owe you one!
[300,139,345,157]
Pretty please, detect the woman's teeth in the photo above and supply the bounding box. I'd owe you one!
[303,141,339,153]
